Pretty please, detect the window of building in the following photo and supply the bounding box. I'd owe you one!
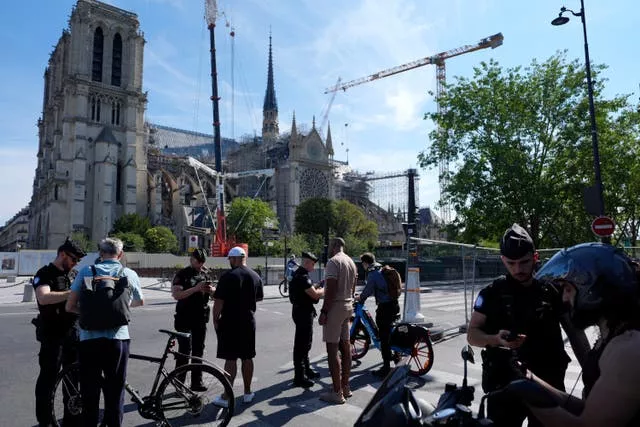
[90,95,102,122]
[116,162,122,204]
[111,33,122,86]
[92,27,104,82]
[111,100,121,125]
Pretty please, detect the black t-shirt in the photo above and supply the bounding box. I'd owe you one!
[473,275,569,370]
[289,267,316,308]
[174,266,211,320]
[214,266,262,323]
[33,263,76,336]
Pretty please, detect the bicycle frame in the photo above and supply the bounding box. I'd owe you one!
[351,302,414,356]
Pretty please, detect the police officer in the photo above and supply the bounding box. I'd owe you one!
[171,248,214,391]
[466,224,587,427]
[32,238,86,426]
[289,251,324,388]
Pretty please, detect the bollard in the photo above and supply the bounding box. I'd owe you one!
[22,281,35,303]
[403,267,424,323]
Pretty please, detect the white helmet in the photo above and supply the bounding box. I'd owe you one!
[228,246,247,258]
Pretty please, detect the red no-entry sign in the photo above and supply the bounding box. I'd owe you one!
[591,216,615,237]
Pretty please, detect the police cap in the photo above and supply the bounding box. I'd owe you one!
[301,251,318,263]
[58,238,87,259]
[500,223,534,259]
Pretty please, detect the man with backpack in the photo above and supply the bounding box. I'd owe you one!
[65,237,144,427]
[358,252,402,378]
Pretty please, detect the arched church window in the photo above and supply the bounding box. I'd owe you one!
[92,27,104,82]
[96,97,101,122]
[111,100,121,125]
[111,33,122,86]
[90,96,97,121]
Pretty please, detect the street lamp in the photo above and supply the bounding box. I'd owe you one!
[551,1,606,220]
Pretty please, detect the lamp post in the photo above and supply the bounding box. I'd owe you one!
[551,0,605,220]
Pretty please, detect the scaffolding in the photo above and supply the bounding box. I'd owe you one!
[365,170,419,222]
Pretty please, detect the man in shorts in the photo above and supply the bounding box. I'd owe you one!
[318,237,358,404]
[212,246,263,407]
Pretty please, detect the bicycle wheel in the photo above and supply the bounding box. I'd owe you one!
[279,280,289,297]
[50,362,105,426]
[350,321,370,360]
[156,363,234,426]
[407,327,434,377]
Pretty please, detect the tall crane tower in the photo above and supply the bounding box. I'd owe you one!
[325,33,504,224]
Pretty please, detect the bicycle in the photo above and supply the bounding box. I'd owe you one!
[50,329,235,426]
[279,277,289,297]
[350,301,434,376]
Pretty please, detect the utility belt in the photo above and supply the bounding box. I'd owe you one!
[292,304,317,318]
[175,306,210,324]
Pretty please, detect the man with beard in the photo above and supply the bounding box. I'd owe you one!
[32,238,86,426]
[466,224,588,427]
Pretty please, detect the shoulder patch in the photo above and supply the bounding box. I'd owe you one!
[473,295,484,310]
[33,276,40,285]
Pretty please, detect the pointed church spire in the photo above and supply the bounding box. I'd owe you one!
[326,122,334,156]
[262,30,279,142]
[312,115,316,130]
[291,111,298,141]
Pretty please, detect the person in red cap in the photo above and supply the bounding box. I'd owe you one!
[212,246,263,407]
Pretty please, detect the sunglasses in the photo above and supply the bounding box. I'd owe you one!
[65,252,80,263]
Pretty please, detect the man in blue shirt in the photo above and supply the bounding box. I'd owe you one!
[358,252,399,378]
[66,237,144,427]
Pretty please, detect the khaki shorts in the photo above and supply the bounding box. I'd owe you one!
[323,302,353,344]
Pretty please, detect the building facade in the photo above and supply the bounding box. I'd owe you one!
[28,0,147,248]
[0,207,29,252]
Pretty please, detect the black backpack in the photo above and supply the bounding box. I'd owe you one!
[79,265,131,330]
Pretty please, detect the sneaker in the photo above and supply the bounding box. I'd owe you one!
[342,387,353,398]
[213,395,229,408]
[243,392,255,404]
[320,390,346,405]
[293,377,314,388]
[305,368,320,379]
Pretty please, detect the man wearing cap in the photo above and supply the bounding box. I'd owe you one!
[289,251,324,388]
[466,224,587,427]
[171,248,214,391]
[32,238,86,426]
[213,246,263,406]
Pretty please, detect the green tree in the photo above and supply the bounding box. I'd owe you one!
[226,197,278,256]
[70,231,93,253]
[112,232,146,252]
[144,226,178,253]
[112,213,151,236]
[294,198,336,236]
[419,52,637,247]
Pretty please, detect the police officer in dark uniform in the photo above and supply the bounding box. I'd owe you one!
[32,238,86,426]
[171,248,214,391]
[289,251,324,388]
[466,224,588,427]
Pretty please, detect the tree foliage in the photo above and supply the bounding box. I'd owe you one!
[112,213,151,237]
[419,52,640,247]
[226,197,278,256]
[144,226,178,253]
[294,198,378,255]
[70,232,93,253]
[113,232,146,252]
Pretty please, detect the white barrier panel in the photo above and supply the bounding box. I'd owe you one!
[403,267,424,323]
[18,250,57,276]
[0,252,19,277]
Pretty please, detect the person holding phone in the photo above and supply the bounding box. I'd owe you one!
[171,248,214,391]
[466,224,588,427]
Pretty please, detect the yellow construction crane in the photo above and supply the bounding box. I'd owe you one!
[325,32,504,223]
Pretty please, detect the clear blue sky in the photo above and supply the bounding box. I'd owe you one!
[0,0,637,225]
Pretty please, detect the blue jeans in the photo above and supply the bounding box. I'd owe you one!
[78,338,130,427]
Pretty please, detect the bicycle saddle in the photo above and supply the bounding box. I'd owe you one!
[159,329,192,340]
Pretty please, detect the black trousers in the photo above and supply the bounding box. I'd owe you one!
[78,338,130,427]
[35,333,78,426]
[174,316,207,384]
[487,365,566,427]
[376,301,400,368]
[292,306,314,375]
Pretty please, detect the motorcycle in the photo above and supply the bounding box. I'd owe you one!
[354,345,495,426]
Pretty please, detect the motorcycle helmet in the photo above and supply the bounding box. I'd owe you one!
[535,242,638,328]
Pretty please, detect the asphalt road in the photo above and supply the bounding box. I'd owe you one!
[0,285,587,426]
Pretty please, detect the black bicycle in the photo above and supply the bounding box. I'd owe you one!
[50,329,235,426]
[278,277,289,297]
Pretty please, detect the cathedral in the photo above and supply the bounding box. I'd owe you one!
[26,0,361,252]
